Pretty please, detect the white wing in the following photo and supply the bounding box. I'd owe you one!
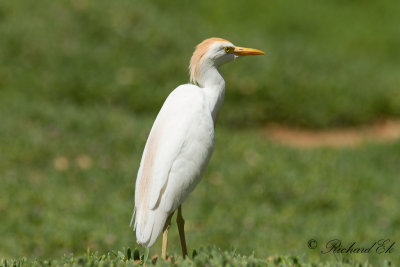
[132,84,215,247]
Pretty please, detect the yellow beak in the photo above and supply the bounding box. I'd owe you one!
[234,46,264,56]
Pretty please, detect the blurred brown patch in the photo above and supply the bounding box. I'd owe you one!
[263,119,400,148]
[70,0,88,10]
[104,234,116,245]
[76,154,93,170]
[54,156,69,171]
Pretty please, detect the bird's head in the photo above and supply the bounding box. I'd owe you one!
[189,37,264,86]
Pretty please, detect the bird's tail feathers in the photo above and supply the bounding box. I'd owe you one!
[129,207,136,228]
[134,206,169,247]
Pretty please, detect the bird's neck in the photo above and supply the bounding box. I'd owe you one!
[198,66,226,124]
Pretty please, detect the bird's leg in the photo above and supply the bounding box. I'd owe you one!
[162,212,173,261]
[176,205,188,258]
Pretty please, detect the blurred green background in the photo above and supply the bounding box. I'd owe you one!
[0,0,399,265]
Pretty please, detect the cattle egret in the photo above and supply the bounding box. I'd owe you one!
[131,37,264,259]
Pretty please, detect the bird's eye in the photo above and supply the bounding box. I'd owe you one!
[224,47,232,53]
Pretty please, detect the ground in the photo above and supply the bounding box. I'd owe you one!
[263,119,400,148]
[0,0,399,266]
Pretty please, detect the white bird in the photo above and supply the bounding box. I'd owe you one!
[131,37,264,259]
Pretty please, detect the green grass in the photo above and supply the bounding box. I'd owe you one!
[0,95,399,265]
[1,0,400,266]
[1,247,395,266]
[0,0,399,128]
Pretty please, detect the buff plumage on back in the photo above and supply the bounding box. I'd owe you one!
[189,37,228,85]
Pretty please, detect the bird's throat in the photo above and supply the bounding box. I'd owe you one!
[201,67,226,123]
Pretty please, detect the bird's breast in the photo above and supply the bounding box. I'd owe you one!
[161,109,215,213]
